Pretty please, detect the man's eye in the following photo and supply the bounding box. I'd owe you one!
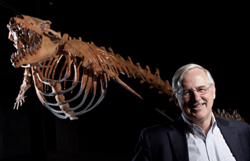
[198,88,206,92]
[183,91,190,95]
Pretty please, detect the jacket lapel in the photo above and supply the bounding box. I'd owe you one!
[168,117,189,161]
[216,118,245,161]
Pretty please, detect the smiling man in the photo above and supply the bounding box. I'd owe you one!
[174,64,216,136]
[132,63,250,161]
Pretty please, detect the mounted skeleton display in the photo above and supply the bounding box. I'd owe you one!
[7,15,173,120]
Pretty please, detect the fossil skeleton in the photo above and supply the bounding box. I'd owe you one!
[213,108,244,122]
[7,15,173,120]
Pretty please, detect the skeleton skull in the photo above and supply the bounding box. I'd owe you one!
[7,15,61,68]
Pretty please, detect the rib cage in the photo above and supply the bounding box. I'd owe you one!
[32,53,108,120]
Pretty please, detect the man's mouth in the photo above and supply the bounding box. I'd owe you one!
[191,100,207,109]
[7,17,42,67]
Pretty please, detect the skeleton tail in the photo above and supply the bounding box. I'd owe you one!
[113,50,173,99]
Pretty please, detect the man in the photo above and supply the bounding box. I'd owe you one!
[132,63,250,161]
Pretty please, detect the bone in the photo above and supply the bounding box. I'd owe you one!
[68,93,88,111]
[74,90,107,116]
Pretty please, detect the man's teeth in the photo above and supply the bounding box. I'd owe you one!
[192,103,204,108]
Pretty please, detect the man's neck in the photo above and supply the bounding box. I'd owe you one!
[194,116,213,136]
[183,113,214,136]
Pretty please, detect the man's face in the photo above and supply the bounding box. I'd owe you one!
[174,68,216,123]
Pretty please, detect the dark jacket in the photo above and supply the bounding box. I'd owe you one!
[132,117,250,161]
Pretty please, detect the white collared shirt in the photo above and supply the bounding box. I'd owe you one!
[182,114,236,161]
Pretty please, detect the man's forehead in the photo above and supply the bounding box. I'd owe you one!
[184,68,206,76]
[180,68,209,88]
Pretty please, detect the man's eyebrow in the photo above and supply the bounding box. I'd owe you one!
[182,85,207,90]
[197,85,207,88]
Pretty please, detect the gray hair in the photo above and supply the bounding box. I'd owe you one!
[172,63,215,97]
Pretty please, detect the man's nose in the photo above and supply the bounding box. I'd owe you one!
[191,90,202,102]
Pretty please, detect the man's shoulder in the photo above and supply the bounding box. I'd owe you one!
[216,117,248,125]
[216,117,250,130]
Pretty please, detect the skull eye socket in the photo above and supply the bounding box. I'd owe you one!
[40,23,45,28]
[17,15,24,19]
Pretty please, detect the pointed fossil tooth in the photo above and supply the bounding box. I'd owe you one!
[13,43,17,49]
[38,37,42,44]
[10,18,15,25]
[29,47,37,55]
[11,53,15,59]
[17,24,22,30]
[33,47,37,53]
[23,28,27,34]
[28,48,33,55]
[26,48,30,55]
[37,39,40,46]
[28,32,32,38]
[12,31,18,42]
[31,35,35,43]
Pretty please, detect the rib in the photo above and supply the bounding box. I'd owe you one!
[39,85,76,96]
[44,88,84,106]
[74,82,107,116]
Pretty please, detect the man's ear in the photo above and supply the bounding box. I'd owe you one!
[172,94,180,107]
[212,85,216,99]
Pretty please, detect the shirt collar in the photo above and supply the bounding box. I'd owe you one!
[181,113,217,134]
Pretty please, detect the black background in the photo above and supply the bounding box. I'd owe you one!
[0,1,249,160]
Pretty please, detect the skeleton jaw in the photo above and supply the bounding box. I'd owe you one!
[7,15,60,68]
[12,35,59,68]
